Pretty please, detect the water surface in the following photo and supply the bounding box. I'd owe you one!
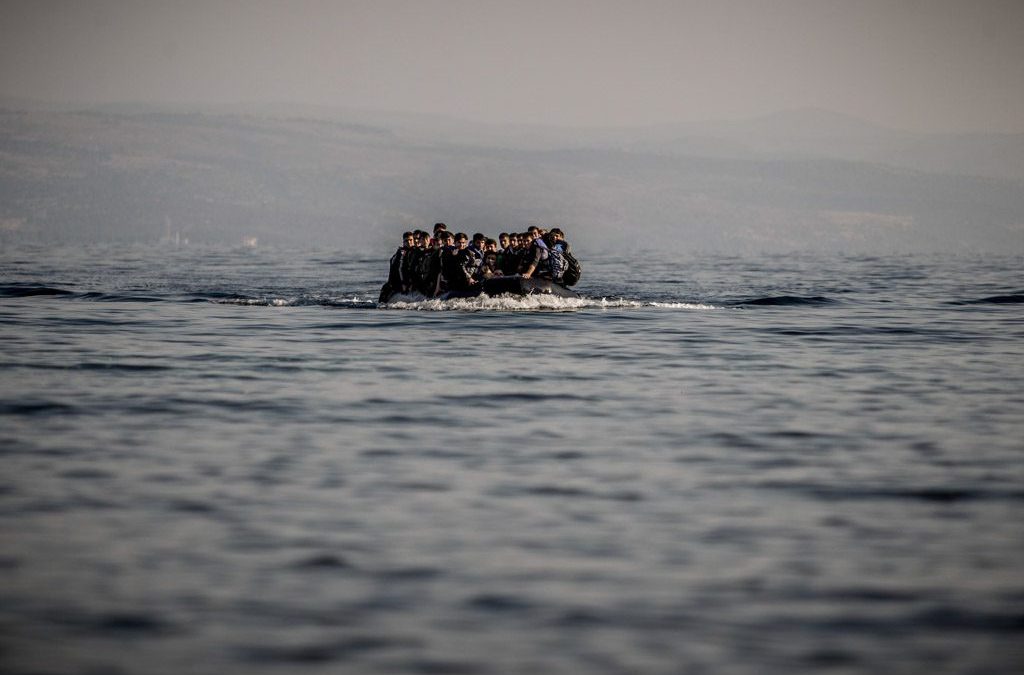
[1,245,1022,674]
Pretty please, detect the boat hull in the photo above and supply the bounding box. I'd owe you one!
[380,276,579,303]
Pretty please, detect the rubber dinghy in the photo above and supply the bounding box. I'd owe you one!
[381,276,579,303]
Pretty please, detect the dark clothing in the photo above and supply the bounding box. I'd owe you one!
[418,248,443,297]
[402,247,424,291]
[519,241,548,276]
[388,247,410,291]
[440,247,477,291]
[498,248,518,276]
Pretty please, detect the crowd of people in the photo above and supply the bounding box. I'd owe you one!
[379,222,579,301]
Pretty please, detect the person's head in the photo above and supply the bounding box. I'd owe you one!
[543,232,557,247]
[549,228,564,243]
[472,233,485,247]
[485,238,498,252]
[527,226,540,239]
[441,231,455,247]
[433,222,448,235]
[499,233,510,248]
[455,232,469,248]
[402,231,415,247]
[483,251,498,267]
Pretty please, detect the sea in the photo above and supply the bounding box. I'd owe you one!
[1,243,1022,675]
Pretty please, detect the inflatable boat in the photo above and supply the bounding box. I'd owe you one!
[380,275,579,304]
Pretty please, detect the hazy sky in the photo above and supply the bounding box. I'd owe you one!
[2,0,1023,132]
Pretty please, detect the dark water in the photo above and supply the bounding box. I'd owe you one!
[1,244,1022,675]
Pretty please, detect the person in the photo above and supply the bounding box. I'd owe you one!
[548,228,568,253]
[379,231,415,301]
[392,231,415,290]
[519,228,549,279]
[509,233,530,276]
[471,232,486,253]
[418,231,447,296]
[528,226,548,250]
[467,232,486,274]
[402,230,428,294]
[479,250,500,280]
[541,230,569,282]
[498,233,518,276]
[440,232,477,292]
[471,238,498,282]
[548,227,581,286]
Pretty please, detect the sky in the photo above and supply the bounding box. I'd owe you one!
[2,0,1023,133]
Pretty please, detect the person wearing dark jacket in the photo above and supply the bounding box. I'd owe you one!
[402,230,428,291]
[378,231,415,302]
[540,229,569,282]
[499,234,520,276]
[419,231,448,297]
[519,230,549,279]
[441,232,478,292]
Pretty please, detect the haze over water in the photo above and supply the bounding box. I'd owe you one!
[1,245,1022,674]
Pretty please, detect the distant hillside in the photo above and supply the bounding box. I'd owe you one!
[1,107,1022,253]
[628,108,1024,182]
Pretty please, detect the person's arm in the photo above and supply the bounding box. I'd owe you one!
[463,253,478,284]
[521,245,541,278]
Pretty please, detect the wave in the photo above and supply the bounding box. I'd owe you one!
[764,481,1024,503]
[732,295,837,307]
[380,294,718,311]
[210,295,378,308]
[210,292,720,311]
[75,292,166,303]
[0,283,786,311]
[952,292,1024,305]
[382,293,590,312]
[3,285,165,303]
[0,284,74,298]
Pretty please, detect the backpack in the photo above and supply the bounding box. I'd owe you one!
[546,247,569,280]
[561,250,581,286]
